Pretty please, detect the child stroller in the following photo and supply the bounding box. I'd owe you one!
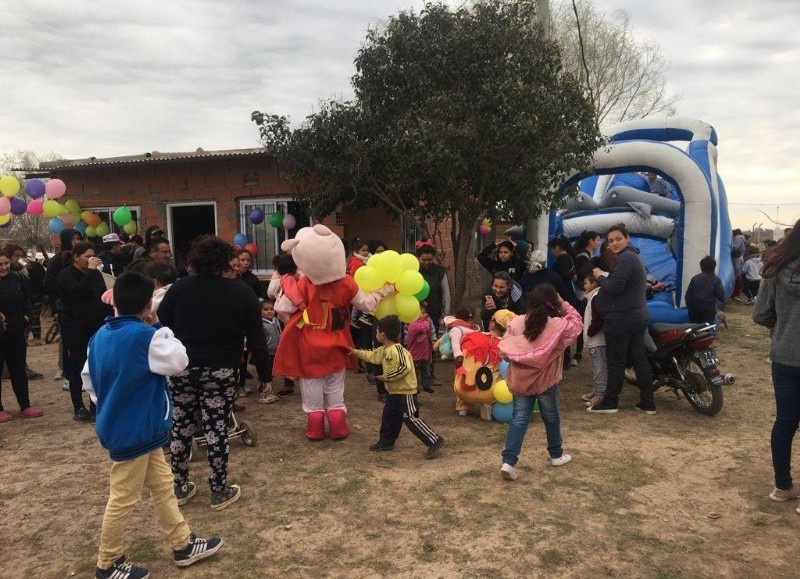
[189,409,257,461]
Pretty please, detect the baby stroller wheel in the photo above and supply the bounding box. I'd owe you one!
[189,438,201,461]
[239,421,257,446]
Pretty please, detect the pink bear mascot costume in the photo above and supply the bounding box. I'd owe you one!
[274,224,392,441]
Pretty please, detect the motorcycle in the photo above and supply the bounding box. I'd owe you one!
[626,322,734,416]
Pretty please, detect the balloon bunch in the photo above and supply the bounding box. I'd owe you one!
[112,206,138,234]
[250,208,297,229]
[353,251,430,323]
[478,217,492,236]
[232,233,258,256]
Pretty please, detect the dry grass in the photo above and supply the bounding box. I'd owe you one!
[2,302,799,578]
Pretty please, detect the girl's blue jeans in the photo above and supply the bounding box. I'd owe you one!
[502,384,563,466]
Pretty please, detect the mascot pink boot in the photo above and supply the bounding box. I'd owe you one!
[273,224,392,441]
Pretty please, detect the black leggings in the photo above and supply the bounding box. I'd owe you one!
[62,324,97,412]
[0,334,30,412]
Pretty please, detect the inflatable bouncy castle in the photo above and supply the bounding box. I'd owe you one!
[535,117,734,324]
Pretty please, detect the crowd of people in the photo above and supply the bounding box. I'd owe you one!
[1,217,798,579]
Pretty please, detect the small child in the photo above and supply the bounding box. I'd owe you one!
[82,271,223,579]
[442,306,482,416]
[685,256,726,326]
[270,252,306,323]
[581,273,607,408]
[351,315,446,458]
[742,247,763,304]
[406,301,434,393]
[488,309,516,338]
[259,300,282,403]
[498,283,582,481]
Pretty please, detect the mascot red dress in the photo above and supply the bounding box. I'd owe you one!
[274,225,392,440]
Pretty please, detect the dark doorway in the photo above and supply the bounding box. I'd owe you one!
[169,204,216,275]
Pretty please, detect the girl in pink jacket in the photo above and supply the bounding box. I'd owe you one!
[497,283,583,481]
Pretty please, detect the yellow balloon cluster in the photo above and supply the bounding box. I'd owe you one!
[354,251,427,323]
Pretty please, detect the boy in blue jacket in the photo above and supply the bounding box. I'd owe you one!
[82,272,223,579]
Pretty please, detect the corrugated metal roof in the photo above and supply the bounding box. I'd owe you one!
[39,147,270,171]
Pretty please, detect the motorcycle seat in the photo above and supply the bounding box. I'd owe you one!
[649,322,707,335]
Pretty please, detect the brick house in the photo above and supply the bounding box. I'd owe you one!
[33,147,493,297]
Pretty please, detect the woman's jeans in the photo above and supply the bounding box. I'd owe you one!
[771,362,800,490]
[502,385,563,466]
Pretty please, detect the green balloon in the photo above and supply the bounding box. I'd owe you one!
[113,205,132,226]
[414,280,431,301]
[268,211,283,228]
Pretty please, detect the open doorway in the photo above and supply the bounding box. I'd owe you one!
[167,203,217,274]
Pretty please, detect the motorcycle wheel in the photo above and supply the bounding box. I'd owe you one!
[682,358,723,416]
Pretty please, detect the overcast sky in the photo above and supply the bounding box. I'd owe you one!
[1,0,797,229]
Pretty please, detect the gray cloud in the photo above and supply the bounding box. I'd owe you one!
[1,0,797,226]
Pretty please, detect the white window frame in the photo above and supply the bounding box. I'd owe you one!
[84,205,143,236]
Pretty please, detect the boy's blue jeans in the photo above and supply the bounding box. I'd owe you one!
[771,362,800,490]
[502,384,563,466]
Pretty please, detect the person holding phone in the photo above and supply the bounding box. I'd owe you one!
[57,242,113,422]
[480,271,525,330]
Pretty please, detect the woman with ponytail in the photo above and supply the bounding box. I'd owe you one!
[497,283,583,481]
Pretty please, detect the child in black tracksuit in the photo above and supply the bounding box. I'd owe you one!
[351,315,446,458]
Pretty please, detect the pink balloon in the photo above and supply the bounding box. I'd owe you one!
[45,179,67,199]
[27,199,44,216]
[61,212,75,226]
[0,197,10,216]
[479,225,491,235]
[244,243,258,255]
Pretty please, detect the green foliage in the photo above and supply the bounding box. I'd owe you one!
[253,0,601,298]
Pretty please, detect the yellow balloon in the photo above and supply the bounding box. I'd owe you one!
[95,221,110,237]
[43,199,61,218]
[395,270,425,296]
[0,176,20,197]
[123,220,138,235]
[0,213,11,225]
[65,200,81,213]
[395,294,420,322]
[354,265,385,292]
[81,210,93,222]
[399,252,419,272]
[378,250,403,283]
[367,252,383,269]
[494,379,512,403]
[374,295,396,319]
[56,202,70,216]
[85,226,97,238]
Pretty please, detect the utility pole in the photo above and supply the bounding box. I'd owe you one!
[525,0,551,248]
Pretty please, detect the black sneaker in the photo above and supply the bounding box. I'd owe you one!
[26,367,44,380]
[422,386,434,393]
[173,534,224,567]
[96,555,149,579]
[425,437,446,459]
[369,442,395,452]
[586,401,618,414]
[74,407,94,422]
[276,386,294,398]
[231,402,246,412]
[210,484,241,511]
[175,481,196,506]
[634,403,657,415]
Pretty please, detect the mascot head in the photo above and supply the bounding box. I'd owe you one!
[281,224,346,285]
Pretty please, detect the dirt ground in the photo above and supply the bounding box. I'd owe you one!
[2,302,799,579]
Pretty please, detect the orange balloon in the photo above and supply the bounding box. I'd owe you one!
[85,213,102,227]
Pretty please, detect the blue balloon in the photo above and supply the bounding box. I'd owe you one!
[249,207,265,225]
[233,233,248,247]
[492,401,514,423]
[73,221,88,235]
[24,179,46,199]
[498,360,509,379]
[48,217,65,234]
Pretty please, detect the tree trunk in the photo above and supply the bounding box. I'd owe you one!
[452,212,476,304]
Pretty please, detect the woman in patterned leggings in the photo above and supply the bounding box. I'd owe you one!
[159,236,271,511]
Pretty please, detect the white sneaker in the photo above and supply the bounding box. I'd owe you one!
[62,381,70,391]
[259,394,279,404]
[570,358,578,367]
[500,463,518,481]
[458,409,468,416]
[550,453,572,466]
[53,370,64,380]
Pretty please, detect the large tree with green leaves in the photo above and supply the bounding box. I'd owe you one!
[253,0,601,301]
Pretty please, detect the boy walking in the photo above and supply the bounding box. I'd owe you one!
[351,315,446,458]
[83,272,223,579]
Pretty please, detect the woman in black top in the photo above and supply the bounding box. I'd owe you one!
[57,241,112,422]
[0,250,43,422]
[159,236,271,511]
[478,240,526,281]
[573,230,601,279]
[236,249,265,299]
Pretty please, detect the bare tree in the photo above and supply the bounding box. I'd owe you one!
[0,150,62,250]
[553,0,680,126]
